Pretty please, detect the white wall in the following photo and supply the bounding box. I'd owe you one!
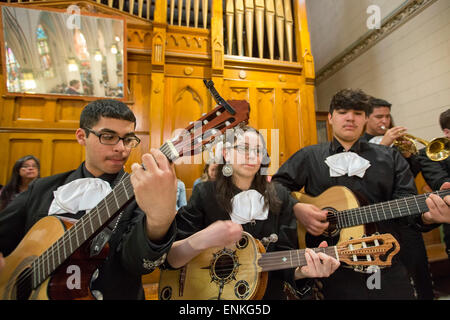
[305,0,406,70]
[314,0,450,141]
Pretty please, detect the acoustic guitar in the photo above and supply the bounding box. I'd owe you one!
[0,81,250,300]
[292,185,450,249]
[158,231,399,300]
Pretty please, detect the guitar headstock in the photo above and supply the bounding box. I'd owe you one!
[336,233,400,269]
[164,100,250,161]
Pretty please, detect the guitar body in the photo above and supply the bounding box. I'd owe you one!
[0,216,108,300]
[159,232,268,300]
[292,186,366,248]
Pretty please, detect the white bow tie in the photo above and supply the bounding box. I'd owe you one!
[48,178,112,215]
[230,190,269,224]
[325,152,371,178]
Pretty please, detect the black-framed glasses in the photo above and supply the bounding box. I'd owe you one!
[84,128,141,148]
[233,144,264,156]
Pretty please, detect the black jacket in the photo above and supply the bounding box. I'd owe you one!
[0,163,176,300]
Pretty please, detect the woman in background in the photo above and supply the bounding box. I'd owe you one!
[0,155,40,210]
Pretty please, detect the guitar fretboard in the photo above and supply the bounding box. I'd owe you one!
[336,189,450,229]
[30,143,178,289]
[258,247,338,272]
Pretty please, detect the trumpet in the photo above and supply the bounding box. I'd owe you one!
[393,133,450,161]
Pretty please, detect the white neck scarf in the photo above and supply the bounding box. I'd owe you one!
[48,178,112,215]
[325,152,371,178]
[230,190,269,224]
[369,136,383,144]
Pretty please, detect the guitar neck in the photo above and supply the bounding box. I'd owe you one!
[337,189,450,229]
[31,144,177,288]
[258,247,338,272]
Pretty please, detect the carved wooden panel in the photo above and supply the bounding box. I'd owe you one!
[0,132,84,184]
[55,100,86,124]
[13,98,46,123]
[163,77,211,186]
[51,140,84,175]
[280,88,301,161]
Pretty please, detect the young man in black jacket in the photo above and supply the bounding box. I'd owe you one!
[361,96,434,300]
[272,89,450,299]
[0,99,178,299]
[418,108,450,259]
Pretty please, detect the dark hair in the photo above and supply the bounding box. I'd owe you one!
[329,89,371,115]
[368,97,392,115]
[439,109,450,130]
[199,163,217,182]
[69,79,80,86]
[0,155,40,210]
[215,125,281,215]
[80,99,136,132]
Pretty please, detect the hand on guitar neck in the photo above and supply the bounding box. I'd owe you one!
[295,241,340,280]
[422,181,450,224]
[293,202,329,236]
[131,149,178,242]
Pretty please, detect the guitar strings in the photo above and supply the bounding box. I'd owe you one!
[325,189,450,227]
[16,142,178,294]
[13,126,231,296]
[179,247,338,275]
[14,146,448,295]
[14,174,133,295]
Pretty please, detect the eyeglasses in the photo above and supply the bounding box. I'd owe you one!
[21,165,38,169]
[84,128,141,148]
[233,145,264,156]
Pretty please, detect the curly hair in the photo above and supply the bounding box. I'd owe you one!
[80,99,136,133]
[329,88,371,115]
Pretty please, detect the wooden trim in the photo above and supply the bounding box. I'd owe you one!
[0,2,129,101]
[0,127,147,134]
[224,55,303,74]
[315,111,332,142]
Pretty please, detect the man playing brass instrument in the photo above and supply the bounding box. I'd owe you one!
[362,96,433,300]
[363,97,421,176]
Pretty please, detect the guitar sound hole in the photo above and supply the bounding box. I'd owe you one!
[234,280,250,299]
[15,267,33,300]
[213,254,234,280]
[237,235,248,249]
[160,286,172,300]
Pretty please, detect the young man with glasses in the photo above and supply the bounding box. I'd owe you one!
[0,99,178,300]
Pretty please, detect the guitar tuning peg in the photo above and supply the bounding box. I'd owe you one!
[202,113,207,116]
[189,121,194,125]
[215,111,222,116]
